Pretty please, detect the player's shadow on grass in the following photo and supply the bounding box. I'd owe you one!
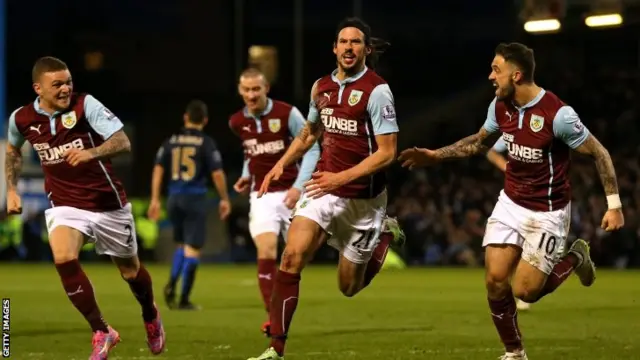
[206,302,266,310]
[206,300,325,311]
[12,328,89,337]
[12,326,136,337]
[310,325,434,337]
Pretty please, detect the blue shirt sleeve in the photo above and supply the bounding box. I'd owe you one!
[203,137,223,172]
[367,84,399,135]
[482,98,499,133]
[84,94,124,140]
[287,106,305,136]
[289,106,320,190]
[7,108,25,148]
[553,106,590,149]
[307,80,320,123]
[492,137,507,153]
[241,158,250,178]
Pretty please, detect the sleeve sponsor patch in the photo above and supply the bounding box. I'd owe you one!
[103,108,115,120]
[573,120,584,134]
[382,105,396,120]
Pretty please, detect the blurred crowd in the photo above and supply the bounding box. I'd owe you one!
[388,64,640,268]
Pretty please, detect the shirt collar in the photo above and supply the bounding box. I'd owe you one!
[243,98,273,118]
[330,66,368,85]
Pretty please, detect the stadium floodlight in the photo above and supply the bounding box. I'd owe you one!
[585,13,623,27]
[524,18,561,33]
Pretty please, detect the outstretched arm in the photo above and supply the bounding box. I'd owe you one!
[436,98,500,160]
[433,127,496,160]
[403,97,499,165]
[399,98,502,169]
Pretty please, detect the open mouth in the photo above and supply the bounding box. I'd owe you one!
[342,53,356,65]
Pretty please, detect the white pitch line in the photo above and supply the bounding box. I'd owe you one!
[25,353,44,358]
[287,345,581,357]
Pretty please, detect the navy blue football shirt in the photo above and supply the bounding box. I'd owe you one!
[155,128,223,195]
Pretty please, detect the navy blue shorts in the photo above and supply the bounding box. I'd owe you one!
[167,194,208,249]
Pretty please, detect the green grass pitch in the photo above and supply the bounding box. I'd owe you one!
[2,264,639,359]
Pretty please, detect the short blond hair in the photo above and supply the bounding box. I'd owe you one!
[32,56,68,82]
[239,67,266,82]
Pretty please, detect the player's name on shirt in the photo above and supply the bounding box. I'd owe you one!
[170,134,204,146]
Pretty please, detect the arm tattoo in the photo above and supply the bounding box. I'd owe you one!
[434,128,492,160]
[297,122,312,142]
[5,146,23,191]
[575,135,619,195]
[279,121,322,168]
[88,130,131,160]
[595,154,619,195]
[298,121,322,143]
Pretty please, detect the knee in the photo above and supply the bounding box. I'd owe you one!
[339,284,358,297]
[254,232,279,259]
[338,279,360,298]
[116,257,141,280]
[337,262,364,298]
[53,252,79,264]
[279,247,304,273]
[485,271,511,299]
[120,265,140,280]
[49,237,82,264]
[256,239,278,259]
[512,281,542,303]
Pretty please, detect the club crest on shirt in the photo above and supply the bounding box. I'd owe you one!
[268,118,281,133]
[529,114,544,132]
[348,90,363,106]
[61,111,77,129]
